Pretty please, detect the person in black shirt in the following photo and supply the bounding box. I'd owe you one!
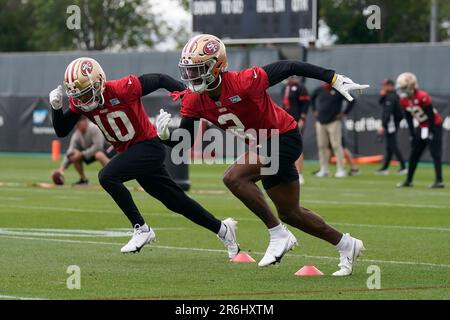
[281,76,310,184]
[376,79,407,175]
[311,82,353,178]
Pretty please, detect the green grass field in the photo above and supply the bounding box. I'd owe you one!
[0,154,449,300]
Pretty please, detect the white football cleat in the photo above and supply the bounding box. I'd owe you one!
[332,234,365,276]
[258,226,298,267]
[218,218,240,259]
[121,224,155,253]
[315,170,330,178]
[335,169,347,178]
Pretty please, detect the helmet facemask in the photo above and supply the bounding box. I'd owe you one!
[66,76,105,112]
[179,58,219,93]
[396,84,413,99]
[396,73,417,99]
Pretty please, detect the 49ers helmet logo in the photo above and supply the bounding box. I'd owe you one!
[80,60,94,76]
[203,40,220,55]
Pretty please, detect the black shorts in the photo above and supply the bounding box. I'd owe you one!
[83,148,117,164]
[260,128,303,190]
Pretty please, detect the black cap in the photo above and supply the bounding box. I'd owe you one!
[381,79,395,86]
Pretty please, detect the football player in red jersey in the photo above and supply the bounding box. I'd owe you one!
[49,57,240,257]
[157,34,369,276]
[396,72,444,189]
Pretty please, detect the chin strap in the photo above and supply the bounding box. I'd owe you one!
[206,74,222,92]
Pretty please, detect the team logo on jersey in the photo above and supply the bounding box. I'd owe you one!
[203,40,220,55]
[80,60,94,76]
[110,98,120,106]
[229,95,242,104]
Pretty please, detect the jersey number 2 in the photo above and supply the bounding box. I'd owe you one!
[93,111,136,142]
[217,113,256,141]
[407,106,428,123]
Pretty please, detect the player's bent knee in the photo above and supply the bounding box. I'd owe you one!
[98,169,114,188]
[223,172,242,191]
[95,151,106,161]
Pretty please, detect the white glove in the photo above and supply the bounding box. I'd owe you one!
[49,85,64,110]
[156,108,172,140]
[332,74,370,102]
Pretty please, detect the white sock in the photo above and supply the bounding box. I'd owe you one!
[336,233,351,251]
[269,224,287,238]
[217,222,227,238]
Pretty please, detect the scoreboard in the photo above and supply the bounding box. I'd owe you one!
[192,0,318,44]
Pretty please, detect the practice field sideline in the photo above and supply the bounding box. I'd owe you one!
[0,155,449,300]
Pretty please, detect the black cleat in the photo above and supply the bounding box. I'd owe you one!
[429,182,445,189]
[397,181,413,188]
[72,178,89,187]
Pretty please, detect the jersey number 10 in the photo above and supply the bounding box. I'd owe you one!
[93,111,136,142]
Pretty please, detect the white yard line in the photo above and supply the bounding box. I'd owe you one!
[0,294,46,300]
[304,199,450,209]
[0,196,23,201]
[328,222,450,232]
[0,235,449,269]
[0,227,185,238]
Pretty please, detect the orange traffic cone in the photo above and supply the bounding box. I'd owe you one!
[51,140,61,161]
[294,265,324,276]
[231,252,256,263]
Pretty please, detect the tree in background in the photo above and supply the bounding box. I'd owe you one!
[0,0,167,51]
[320,0,450,44]
[440,0,450,39]
[0,0,36,51]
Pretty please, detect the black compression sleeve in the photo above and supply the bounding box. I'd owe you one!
[404,112,416,137]
[138,74,186,96]
[161,116,197,148]
[263,60,336,87]
[424,105,436,133]
[52,109,81,138]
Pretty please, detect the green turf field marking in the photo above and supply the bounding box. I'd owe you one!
[1,235,449,269]
[328,222,450,232]
[95,285,450,300]
[0,196,23,201]
[0,227,186,238]
[0,294,46,300]
[304,186,450,197]
[1,203,449,231]
[305,199,450,209]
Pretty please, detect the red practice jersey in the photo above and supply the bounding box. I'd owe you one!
[70,74,157,153]
[400,89,443,128]
[180,67,297,141]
